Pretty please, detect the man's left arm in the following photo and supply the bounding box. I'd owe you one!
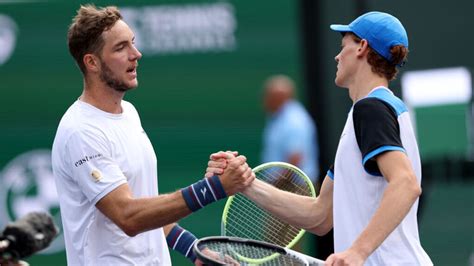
[326,150,421,265]
[164,223,240,266]
[164,223,199,264]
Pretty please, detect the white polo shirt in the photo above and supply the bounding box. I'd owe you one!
[332,87,432,265]
[52,100,171,265]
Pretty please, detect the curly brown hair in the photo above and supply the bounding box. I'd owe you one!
[67,5,122,74]
[349,33,408,81]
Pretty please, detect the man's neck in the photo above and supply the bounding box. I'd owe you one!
[348,68,388,103]
[80,78,125,114]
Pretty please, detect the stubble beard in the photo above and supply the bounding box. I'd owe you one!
[99,61,136,92]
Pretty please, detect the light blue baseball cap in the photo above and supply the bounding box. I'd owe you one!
[330,11,408,65]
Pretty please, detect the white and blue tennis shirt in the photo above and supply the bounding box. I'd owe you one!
[331,87,432,265]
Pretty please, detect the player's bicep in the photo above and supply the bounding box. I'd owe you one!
[318,175,334,206]
[313,175,334,222]
[376,150,417,184]
[95,183,133,225]
[309,175,333,235]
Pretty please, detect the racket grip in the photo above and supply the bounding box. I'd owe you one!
[299,252,325,265]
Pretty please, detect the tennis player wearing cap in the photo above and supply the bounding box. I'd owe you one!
[207,11,433,265]
[323,11,432,265]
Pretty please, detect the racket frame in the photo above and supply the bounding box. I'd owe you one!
[221,161,316,249]
[194,236,324,266]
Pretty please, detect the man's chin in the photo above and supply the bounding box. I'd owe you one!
[128,84,138,90]
[111,83,137,93]
[129,80,139,89]
[123,81,139,91]
[334,76,346,88]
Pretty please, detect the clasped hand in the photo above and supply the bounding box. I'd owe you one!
[205,151,255,196]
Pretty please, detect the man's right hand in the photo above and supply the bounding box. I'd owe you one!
[204,151,238,178]
[218,155,255,196]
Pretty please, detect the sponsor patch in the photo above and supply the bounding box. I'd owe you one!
[91,170,102,182]
[74,153,102,167]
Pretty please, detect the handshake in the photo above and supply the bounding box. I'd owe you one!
[204,151,255,196]
[180,151,255,214]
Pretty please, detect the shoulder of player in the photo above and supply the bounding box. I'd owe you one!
[121,100,140,117]
[353,97,397,120]
[60,122,105,143]
[121,99,134,110]
[56,108,107,143]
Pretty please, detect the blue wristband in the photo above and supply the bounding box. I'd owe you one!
[181,175,227,212]
[166,225,197,262]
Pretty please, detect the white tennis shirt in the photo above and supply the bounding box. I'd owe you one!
[52,100,171,265]
[333,87,432,265]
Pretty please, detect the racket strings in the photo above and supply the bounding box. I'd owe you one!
[229,197,297,235]
[231,196,299,235]
[224,166,314,247]
[225,196,299,246]
[199,240,307,266]
[259,169,310,195]
[225,207,295,245]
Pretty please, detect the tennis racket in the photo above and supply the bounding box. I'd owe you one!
[194,236,324,265]
[221,162,316,249]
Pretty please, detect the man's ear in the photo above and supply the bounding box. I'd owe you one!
[357,39,370,58]
[83,54,100,73]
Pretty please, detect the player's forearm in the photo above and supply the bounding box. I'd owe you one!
[306,176,333,236]
[114,174,231,236]
[242,179,326,231]
[349,175,421,259]
[119,191,192,236]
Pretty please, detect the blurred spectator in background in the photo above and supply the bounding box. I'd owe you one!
[261,74,319,184]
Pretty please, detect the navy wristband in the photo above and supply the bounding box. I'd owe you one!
[166,224,197,262]
[181,175,227,212]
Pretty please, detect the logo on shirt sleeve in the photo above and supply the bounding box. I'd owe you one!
[74,153,103,167]
[91,170,102,182]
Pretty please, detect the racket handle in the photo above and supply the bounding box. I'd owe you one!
[286,248,325,266]
[303,254,325,265]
